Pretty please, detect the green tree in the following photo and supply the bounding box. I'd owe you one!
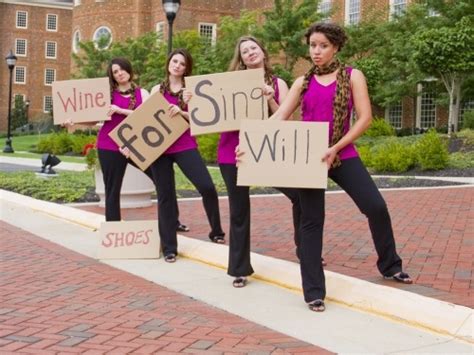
[413,17,474,133]
[11,96,27,130]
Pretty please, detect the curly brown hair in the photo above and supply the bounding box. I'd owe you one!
[304,22,348,51]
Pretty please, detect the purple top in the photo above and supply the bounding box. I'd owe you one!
[217,76,281,164]
[163,91,197,155]
[301,67,358,161]
[97,88,143,151]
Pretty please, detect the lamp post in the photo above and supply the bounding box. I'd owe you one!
[3,50,17,153]
[162,0,180,55]
[25,98,30,123]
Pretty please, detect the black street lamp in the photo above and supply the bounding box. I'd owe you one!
[25,98,30,123]
[3,50,17,153]
[162,0,181,55]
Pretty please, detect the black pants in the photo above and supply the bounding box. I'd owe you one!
[219,164,253,277]
[151,149,224,256]
[276,187,300,254]
[298,157,403,302]
[98,149,183,223]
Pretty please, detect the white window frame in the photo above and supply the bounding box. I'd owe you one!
[416,83,437,129]
[46,14,58,32]
[45,41,57,59]
[15,38,27,57]
[318,0,332,21]
[72,29,81,54]
[389,0,407,19]
[93,26,113,49]
[385,102,403,129]
[198,22,217,46]
[16,10,28,29]
[44,96,53,113]
[44,68,56,86]
[458,99,474,127]
[345,0,360,25]
[14,67,26,84]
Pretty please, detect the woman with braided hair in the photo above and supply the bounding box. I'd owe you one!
[268,23,412,312]
[149,48,225,263]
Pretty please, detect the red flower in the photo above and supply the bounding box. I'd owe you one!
[82,143,95,156]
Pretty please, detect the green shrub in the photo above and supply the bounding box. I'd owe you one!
[456,129,474,146]
[462,110,474,130]
[396,127,413,137]
[414,129,449,170]
[37,132,96,155]
[357,145,373,167]
[448,151,474,169]
[197,133,219,164]
[370,139,416,173]
[364,118,395,137]
[70,134,96,155]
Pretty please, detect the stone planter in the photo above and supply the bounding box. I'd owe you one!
[95,164,155,208]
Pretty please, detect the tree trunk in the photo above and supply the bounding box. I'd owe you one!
[448,78,462,134]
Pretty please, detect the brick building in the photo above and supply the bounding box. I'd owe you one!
[1,0,469,132]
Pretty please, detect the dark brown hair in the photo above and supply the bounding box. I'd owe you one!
[304,22,348,51]
[107,57,137,109]
[160,48,193,109]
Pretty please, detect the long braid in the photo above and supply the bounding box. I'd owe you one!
[300,59,351,168]
[159,78,186,110]
[127,82,137,109]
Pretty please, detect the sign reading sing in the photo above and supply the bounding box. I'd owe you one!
[185,68,267,136]
[109,90,189,171]
[237,119,329,189]
[52,77,110,125]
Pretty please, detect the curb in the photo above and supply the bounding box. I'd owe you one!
[1,189,472,343]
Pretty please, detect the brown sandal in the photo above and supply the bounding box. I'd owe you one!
[308,299,325,312]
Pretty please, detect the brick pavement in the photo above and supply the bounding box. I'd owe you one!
[0,221,330,354]
[79,186,474,308]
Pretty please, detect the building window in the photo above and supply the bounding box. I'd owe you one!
[46,14,58,31]
[199,23,217,46]
[45,69,56,86]
[459,99,474,128]
[390,0,407,18]
[72,30,81,53]
[45,42,57,59]
[345,0,360,25]
[14,67,26,84]
[319,0,332,21]
[93,26,112,49]
[156,21,165,41]
[15,39,27,57]
[419,90,436,129]
[14,94,26,106]
[44,96,53,113]
[386,102,403,129]
[16,11,28,29]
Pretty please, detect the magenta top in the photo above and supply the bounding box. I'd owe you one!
[217,76,281,164]
[163,91,197,155]
[301,67,358,161]
[97,88,143,151]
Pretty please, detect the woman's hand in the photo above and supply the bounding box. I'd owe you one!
[263,84,275,102]
[119,146,131,159]
[61,118,75,128]
[321,146,338,170]
[235,144,245,167]
[107,104,122,117]
[183,90,193,105]
[168,104,182,117]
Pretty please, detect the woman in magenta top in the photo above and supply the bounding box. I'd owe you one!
[149,48,224,263]
[218,36,308,288]
[269,22,412,312]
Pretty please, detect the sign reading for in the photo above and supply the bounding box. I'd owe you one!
[185,68,267,136]
[237,119,329,189]
[52,77,110,125]
[109,90,189,171]
[98,220,161,260]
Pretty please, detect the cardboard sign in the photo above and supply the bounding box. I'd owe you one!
[185,68,267,135]
[108,90,189,171]
[52,77,110,125]
[237,119,329,189]
[98,220,161,260]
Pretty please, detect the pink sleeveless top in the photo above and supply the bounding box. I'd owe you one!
[301,67,358,160]
[163,91,197,155]
[97,88,143,152]
[217,76,281,164]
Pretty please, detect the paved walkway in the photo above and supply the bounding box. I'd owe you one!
[78,186,474,308]
[0,221,328,354]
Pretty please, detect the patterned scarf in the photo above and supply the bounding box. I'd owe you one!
[159,79,186,110]
[300,59,351,168]
[111,82,137,110]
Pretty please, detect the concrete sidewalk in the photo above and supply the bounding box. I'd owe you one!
[1,194,472,353]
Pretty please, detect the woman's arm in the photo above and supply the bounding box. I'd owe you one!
[268,76,304,120]
[267,78,289,114]
[322,69,373,167]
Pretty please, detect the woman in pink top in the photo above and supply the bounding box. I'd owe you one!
[149,49,224,263]
[218,36,310,288]
[269,23,412,312]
